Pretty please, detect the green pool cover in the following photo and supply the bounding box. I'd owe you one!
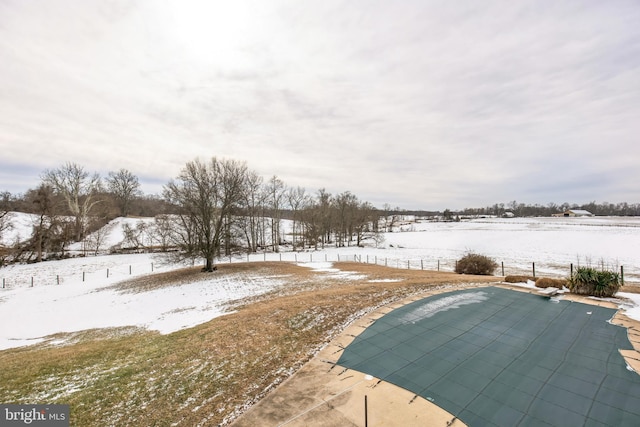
[337,287,640,426]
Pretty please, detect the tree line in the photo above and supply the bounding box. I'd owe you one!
[455,200,640,218]
[2,159,638,269]
[0,159,381,269]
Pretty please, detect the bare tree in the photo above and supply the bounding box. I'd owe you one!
[42,162,102,241]
[238,170,264,253]
[150,214,176,252]
[265,175,285,252]
[0,191,13,245]
[121,221,149,251]
[316,188,333,248]
[300,202,317,249]
[107,168,141,217]
[29,184,58,262]
[353,201,378,246]
[287,186,309,250]
[164,158,247,272]
[333,191,359,247]
[86,221,115,255]
[5,186,70,263]
[381,203,401,232]
[0,192,14,265]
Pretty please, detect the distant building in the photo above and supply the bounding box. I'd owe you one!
[552,209,594,217]
[502,211,515,218]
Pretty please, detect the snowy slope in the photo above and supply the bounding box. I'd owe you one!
[0,211,37,246]
[0,252,287,349]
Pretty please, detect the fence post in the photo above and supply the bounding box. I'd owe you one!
[621,266,624,285]
[437,260,439,271]
[2,278,4,288]
[310,253,313,262]
[279,253,282,262]
[367,255,369,264]
[501,262,504,276]
[151,262,154,272]
[82,272,85,282]
[107,268,109,278]
[532,262,536,278]
[57,275,60,285]
[129,265,132,275]
[364,395,368,427]
[31,277,34,287]
[570,263,573,277]
[338,254,341,262]
[385,257,387,267]
[407,260,410,270]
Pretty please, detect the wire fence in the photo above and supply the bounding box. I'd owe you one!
[240,252,636,284]
[1,251,637,289]
[0,261,160,289]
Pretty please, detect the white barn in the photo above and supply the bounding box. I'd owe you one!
[553,209,594,217]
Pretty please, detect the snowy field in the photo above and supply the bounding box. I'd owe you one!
[1,214,639,350]
[380,216,640,280]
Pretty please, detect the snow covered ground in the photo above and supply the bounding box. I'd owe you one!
[378,216,640,280]
[1,214,639,350]
[0,253,289,349]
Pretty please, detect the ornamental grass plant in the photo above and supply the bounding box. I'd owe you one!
[568,266,621,298]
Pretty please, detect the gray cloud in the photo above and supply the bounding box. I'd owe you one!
[0,0,638,210]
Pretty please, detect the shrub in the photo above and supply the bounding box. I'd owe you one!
[568,266,621,298]
[504,275,536,283]
[535,278,568,289]
[455,253,498,275]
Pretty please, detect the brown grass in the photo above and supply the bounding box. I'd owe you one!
[0,262,496,426]
[504,275,536,283]
[535,277,568,289]
[103,266,209,292]
[621,284,640,294]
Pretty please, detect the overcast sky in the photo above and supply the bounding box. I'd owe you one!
[1,0,638,210]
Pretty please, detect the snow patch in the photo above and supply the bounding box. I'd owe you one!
[617,292,640,322]
[399,291,489,324]
[298,262,366,281]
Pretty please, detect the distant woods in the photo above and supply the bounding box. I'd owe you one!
[1,159,639,267]
[0,159,380,266]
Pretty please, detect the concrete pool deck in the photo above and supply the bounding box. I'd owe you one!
[231,284,640,427]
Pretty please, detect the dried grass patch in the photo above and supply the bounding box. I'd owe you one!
[535,277,568,288]
[504,275,536,283]
[620,284,640,294]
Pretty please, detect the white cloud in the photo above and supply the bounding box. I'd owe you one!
[0,0,639,209]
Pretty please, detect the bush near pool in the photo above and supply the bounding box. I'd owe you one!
[455,253,498,276]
